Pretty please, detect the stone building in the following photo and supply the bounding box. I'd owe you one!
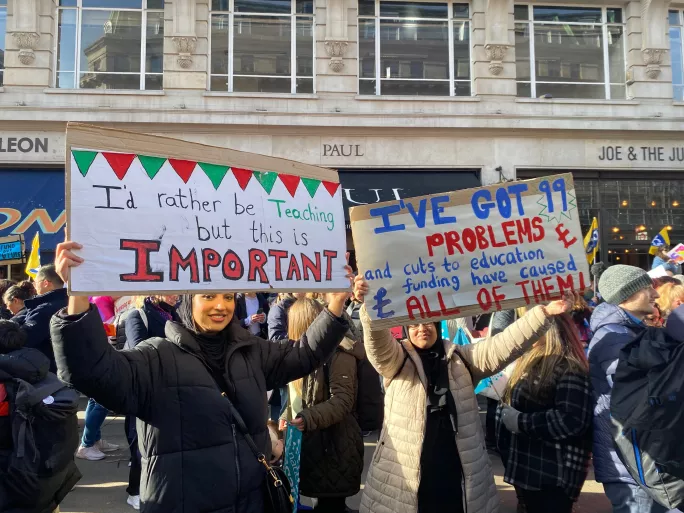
[0,0,683,277]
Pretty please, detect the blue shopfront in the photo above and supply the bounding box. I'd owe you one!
[0,169,65,280]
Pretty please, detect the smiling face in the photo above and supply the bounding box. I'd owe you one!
[407,322,438,349]
[191,294,235,333]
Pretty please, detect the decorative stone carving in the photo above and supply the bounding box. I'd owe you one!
[172,36,197,69]
[324,41,348,72]
[642,48,666,79]
[12,32,40,65]
[484,44,509,75]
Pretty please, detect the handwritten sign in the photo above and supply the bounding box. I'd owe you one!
[667,244,684,265]
[66,124,347,295]
[0,240,22,261]
[283,426,302,513]
[350,174,589,329]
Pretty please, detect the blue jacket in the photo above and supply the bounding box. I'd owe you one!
[267,297,296,341]
[652,256,681,274]
[587,303,645,484]
[12,288,68,372]
[124,300,178,349]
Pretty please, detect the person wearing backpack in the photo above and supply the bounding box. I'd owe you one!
[587,265,667,513]
[0,320,81,513]
[283,298,364,513]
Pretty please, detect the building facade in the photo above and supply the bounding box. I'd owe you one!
[0,0,683,277]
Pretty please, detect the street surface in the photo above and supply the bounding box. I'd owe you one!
[60,398,611,513]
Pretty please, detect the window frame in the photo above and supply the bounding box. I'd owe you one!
[670,9,684,101]
[514,4,627,100]
[358,0,473,97]
[54,0,164,90]
[208,0,316,94]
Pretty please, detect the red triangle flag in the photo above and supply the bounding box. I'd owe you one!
[168,159,197,183]
[279,174,300,197]
[102,152,136,180]
[322,181,340,197]
[231,167,253,191]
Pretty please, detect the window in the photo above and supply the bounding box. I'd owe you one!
[0,0,6,86]
[670,10,684,101]
[210,0,314,94]
[515,5,625,99]
[56,0,164,90]
[358,0,471,96]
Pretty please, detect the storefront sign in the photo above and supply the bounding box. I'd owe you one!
[0,132,65,163]
[67,123,348,295]
[0,240,22,261]
[588,142,684,167]
[350,174,589,329]
[0,169,66,250]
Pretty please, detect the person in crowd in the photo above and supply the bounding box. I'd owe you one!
[0,279,15,319]
[655,282,684,323]
[674,274,684,284]
[235,292,270,339]
[283,298,364,513]
[3,281,36,317]
[572,296,594,350]
[49,240,352,513]
[496,313,592,513]
[11,265,66,372]
[91,296,117,322]
[588,265,667,513]
[119,295,179,510]
[267,420,284,465]
[352,275,576,513]
[652,246,680,275]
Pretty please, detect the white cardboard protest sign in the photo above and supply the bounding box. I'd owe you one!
[66,124,348,295]
[350,174,590,329]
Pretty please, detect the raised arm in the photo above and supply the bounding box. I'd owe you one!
[359,304,406,380]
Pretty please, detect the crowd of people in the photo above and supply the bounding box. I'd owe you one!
[0,237,682,513]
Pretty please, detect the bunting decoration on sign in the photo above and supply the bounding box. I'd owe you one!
[70,150,341,197]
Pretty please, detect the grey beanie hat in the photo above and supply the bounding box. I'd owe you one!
[598,265,654,306]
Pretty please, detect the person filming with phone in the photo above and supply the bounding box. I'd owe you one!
[236,292,270,339]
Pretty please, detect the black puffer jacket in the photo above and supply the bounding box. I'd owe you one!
[51,305,348,513]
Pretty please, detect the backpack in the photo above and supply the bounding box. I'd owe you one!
[112,308,147,350]
[610,329,684,510]
[2,372,81,511]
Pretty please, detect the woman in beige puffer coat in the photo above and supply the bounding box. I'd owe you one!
[352,276,577,513]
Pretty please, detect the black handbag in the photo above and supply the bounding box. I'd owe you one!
[220,393,294,513]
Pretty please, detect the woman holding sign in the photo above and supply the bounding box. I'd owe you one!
[49,240,353,513]
[352,275,576,513]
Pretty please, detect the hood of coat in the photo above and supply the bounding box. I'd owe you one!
[339,336,365,361]
[0,348,50,383]
[163,318,256,355]
[665,304,684,343]
[590,302,641,333]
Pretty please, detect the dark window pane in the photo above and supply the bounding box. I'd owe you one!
[211,14,229,74]
[148,0,164,8]
[359,19,376,78]
[296,19,313,76]
[233,16,290,76]
[235,0,291,14]
[379,2,448,19]
[79,73,141,89]
[233,76,291,92]
[145,74,163,90]
[532,6,601,23]
[514,22,530,81]
[516,81,531,97]
[59,0,77,5]
[610,85,626,99]
[296,77,313,93]
[57,71,76,89]
[380,80,449,95]
[296,0,313,14]
[380,19,448,79]
[83,0,142,7]
[453,4,469,18]
[608,26,625,84]
[358,0,375,16]
[359,79,376,95]
[669,11,681,26]
[0,71,3,86]
[57,9,77,73]
[453,21,469,78]
[607,8,622,24]
[212,0,229,10]
[0,6,6,74]
[671,27,683,85]
[80,10,142,74]
[454,80,470,96]
[210,75,229,91]
[514,5,528,21]
[536,82,605,99]
[146,11,164,74]
[534,24,604,83]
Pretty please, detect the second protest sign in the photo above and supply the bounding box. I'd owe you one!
[66,123,348,295]
[350,174,590,329]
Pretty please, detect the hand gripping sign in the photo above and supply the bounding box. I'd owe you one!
[350,174,589,329]
[66,123,348,295]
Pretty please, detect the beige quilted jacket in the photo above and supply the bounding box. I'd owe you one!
[359,305,551,513]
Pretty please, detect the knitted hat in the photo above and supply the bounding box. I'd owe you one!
[598,265,653,306]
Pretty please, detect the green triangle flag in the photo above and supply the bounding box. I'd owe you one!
[253,171,278,194]
[301,177,321,198]
[199,162,230,190]
[138,155,166,179]
[72,150,98,177]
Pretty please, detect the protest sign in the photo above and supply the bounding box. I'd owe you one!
[283,426,302,513]
[66,124,348,295]
[350,174,589,329]
[667,243,684,265]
